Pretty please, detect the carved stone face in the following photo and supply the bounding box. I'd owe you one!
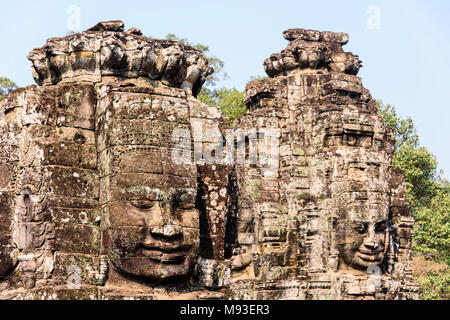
[104,152,200,283]
[335,214,387,270]
[326,120,391,272]
[333,164,390,271]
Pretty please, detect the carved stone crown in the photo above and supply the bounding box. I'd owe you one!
[27,21,213,97]
[264,28,362,78]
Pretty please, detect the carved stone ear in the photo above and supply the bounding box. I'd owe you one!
[328,250,340,272]
[16,187,33,220]
[331,216,338,228]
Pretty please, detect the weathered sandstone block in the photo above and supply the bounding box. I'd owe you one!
[0,22,419,300]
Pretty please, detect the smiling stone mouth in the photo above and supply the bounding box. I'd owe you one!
[139,244,191,264]
[356,251,382,262]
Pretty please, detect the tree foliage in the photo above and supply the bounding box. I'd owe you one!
[377,101,419,148]
[165,34,228,88]
[413,187,450,264]
[196,87,246,123]
[377,100,450,300]
[0,77,17,101]
[394,145,440,208]
[165,34,247,123]
[377,101,442,208]
[217,88,246,123]
[416,268,450,300]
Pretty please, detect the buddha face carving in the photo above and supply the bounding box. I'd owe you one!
[334,212,388,270]
[325,117,392,272]
[332,162,390,271]
[104,151,200,284]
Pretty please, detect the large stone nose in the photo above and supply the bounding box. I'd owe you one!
[146,201,177,226]
[363,232,379,250]
[150,224,183,238]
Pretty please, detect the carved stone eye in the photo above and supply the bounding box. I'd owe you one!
[354,223,368,234]
[176,202,195,210]
[171,191,195,210]
[375,221,387,233]
[129,200,154,210]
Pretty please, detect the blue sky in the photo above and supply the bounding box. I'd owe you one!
[1,0,449,177]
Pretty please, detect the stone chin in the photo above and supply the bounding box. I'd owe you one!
[339,244,385,271]
[105,227,200,284]
[110,251,198,284]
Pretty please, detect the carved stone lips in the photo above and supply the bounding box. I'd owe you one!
[139,243,191,264]
[356,251,382,263]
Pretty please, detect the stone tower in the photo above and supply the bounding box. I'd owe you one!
[0,21,231,299]
[231,28,419,300]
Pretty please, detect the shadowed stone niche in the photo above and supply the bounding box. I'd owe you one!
[0,23,419,300]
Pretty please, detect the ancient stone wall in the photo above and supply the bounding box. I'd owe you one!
[231,28,419,300]
[0,22,419,300]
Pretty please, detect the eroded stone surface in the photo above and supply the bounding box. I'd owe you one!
[231,29,419,300]
[27,22,213,97]
[264,28,361,78]
[0,23,419,300]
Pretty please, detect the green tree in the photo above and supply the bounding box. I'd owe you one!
[416,268,450,300]
[165,34,247,122]
[215,88,246,123]
[377,101,419,148]
[377,101,441,208]
[0,77,17,101]
[196,87,246,123]
[378,100,450,300]
[413,188,450,264]
[165,34,228,88]
[394,145,440,208]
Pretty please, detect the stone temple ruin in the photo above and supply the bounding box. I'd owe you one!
[0,21,420,300]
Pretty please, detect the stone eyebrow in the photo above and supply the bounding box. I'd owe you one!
[168,188,197,201]
[120,187,196,200]
[120,187,161,199]
[173,188,196,198]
